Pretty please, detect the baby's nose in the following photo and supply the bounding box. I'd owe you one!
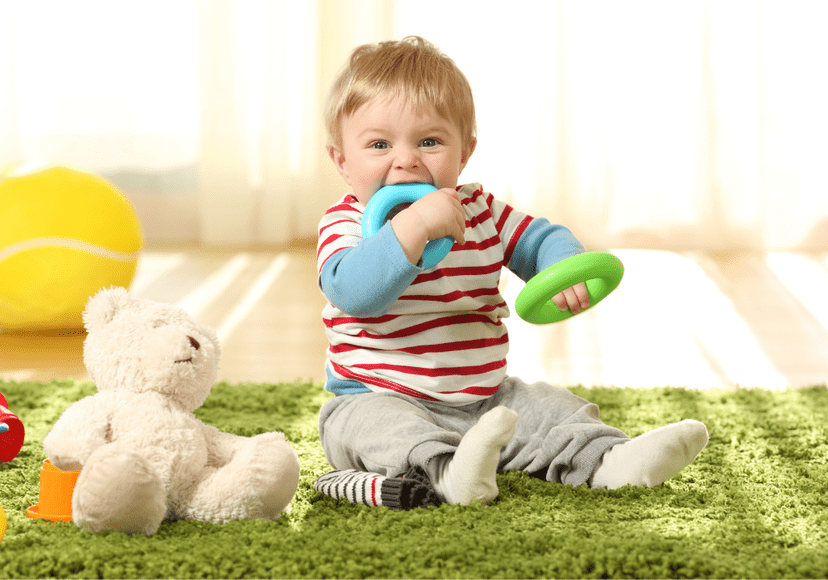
[394,146,420,169]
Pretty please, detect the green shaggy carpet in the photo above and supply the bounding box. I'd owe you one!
[2,379,828,579]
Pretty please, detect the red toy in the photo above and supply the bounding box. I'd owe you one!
[0,392,24,462]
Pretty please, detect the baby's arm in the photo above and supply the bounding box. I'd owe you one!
[509,217,589,313]
[320,225,421,316]
[390,188,466,265]
[319,188,464,316]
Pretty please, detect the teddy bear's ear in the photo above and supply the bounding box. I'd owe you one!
[83,286,131,331]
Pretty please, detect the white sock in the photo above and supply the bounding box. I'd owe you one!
[432,406,518,505]
[590,419,709,489]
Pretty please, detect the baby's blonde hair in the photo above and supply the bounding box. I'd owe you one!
[325,36,476,151]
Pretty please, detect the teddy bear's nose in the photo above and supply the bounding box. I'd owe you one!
[188,336,200,351]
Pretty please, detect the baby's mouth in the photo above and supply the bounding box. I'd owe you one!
[385,180,431,187]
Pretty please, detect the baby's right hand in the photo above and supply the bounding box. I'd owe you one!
[390,188,466,266]
[407,188,466,245]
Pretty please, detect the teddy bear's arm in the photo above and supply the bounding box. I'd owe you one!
[43,395,115,472]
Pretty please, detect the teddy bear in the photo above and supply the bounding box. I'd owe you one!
[42,287,301,535]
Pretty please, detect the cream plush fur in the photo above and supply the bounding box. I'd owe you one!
[42,287,301,535]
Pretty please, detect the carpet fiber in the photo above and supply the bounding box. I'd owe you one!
[2,379,828,579]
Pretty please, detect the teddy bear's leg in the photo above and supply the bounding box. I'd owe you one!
[183,433,300,524]
[72,443,167,535]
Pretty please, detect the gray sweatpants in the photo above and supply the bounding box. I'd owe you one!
[318,376,630,487]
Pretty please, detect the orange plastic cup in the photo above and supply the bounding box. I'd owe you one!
[26,459,80,522]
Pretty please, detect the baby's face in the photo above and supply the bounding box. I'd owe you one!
[328,95,474,206]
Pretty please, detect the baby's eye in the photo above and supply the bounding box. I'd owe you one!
[370,141,390,150]
[152,320,167,329]
[420,138,438,148]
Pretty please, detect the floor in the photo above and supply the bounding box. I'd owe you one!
[2,244,828,390]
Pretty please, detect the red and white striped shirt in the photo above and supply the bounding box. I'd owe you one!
[317,183,547,405]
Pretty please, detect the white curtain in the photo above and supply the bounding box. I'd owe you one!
[2,0,826,250]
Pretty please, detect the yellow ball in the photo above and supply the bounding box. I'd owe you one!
[0,503,5,541]
[0,162,143,330]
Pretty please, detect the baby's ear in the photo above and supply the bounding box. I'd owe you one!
[327,143,352,185]
[83,286,130,331]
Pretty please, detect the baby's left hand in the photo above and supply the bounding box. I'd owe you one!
[551,282,589,315]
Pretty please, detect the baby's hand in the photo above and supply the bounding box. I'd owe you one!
[407,188,466,244]
[551,282,589,314]
[391,188,466,265]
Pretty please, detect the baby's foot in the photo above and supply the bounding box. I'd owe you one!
[433,406,518,505]
[590,419,709,489]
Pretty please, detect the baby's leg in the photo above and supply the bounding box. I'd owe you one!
[318,393,517,505]
[318,392,465,476]
[494,378,630,486]
[431,406,518,505]
[313,466,442,510]
[590,419,709,489]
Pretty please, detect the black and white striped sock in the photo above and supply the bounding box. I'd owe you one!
[313,466,442,510]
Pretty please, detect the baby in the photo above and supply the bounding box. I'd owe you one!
[316,36,708,506]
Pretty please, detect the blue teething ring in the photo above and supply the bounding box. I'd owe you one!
[362,183,454,269]
[515,251,624,324]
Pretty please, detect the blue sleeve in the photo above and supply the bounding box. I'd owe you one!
[319,222,422,317]
[508,218,586,283]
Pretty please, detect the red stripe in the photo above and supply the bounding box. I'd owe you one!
[371,477,377,506]
[399,286,502,304]
[318,217,358,238]
[318,245,352,272]
[452,235,501,253]
[326,311,501,336]
[330,361,502,398]
[325,202,362,216]
[351,358,507,378]
[467,207,493,230]
[325,314,502,328]
[325,313,400,328]
[330,362,440,401]
[453,384,501,396]
[317,246,350,273]
[317,232,347,258]
[411,260,502,284]
[461,185,485,204]
[495,202,513,234]
[503,216,533,266]
[329,334,508,355]
[325,194,359,209]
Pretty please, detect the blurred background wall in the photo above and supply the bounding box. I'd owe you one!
[2,0,826,251]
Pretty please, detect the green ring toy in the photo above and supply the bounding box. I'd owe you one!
[515,251,624,324]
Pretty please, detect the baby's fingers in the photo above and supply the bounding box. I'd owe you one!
[551,283,590,314]
[452,204,466,244]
